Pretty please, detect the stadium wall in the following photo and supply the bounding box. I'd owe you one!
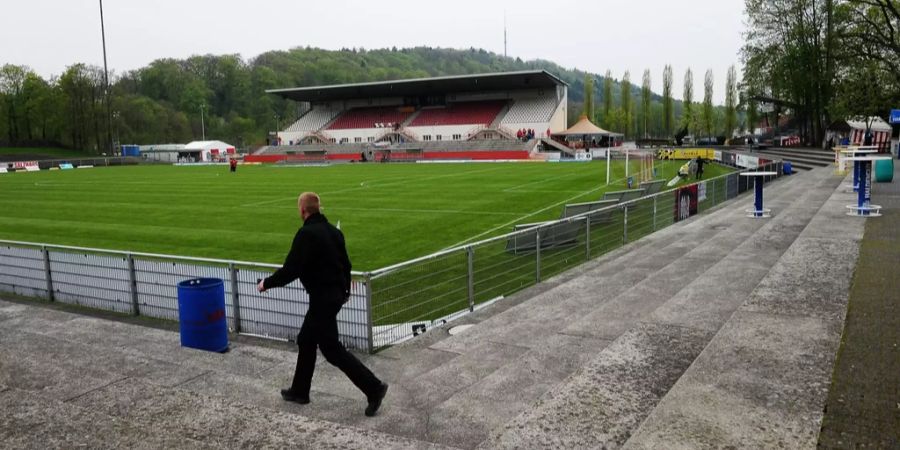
[244,150,532,163]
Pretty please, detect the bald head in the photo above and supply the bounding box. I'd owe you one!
[298,192,320,220]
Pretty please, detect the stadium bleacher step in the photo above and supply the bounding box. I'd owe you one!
[401,109,423,128]
[0,168,837,449]
[623,169,855,449]
[478,168,835,448]
[489,101,512,129]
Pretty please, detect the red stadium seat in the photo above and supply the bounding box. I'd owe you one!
[410,101,506,127]
[327,107,412,130]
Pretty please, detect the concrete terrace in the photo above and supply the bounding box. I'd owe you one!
[0,162,891,448]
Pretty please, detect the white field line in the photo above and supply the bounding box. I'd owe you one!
[501,171,585,192]
[324,207,523,216]
[239,165,511,208]
[441,173,633,249]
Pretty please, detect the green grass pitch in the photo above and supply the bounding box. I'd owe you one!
[0,160,733,271]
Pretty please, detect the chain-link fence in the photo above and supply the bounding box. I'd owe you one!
[1,159,782,353]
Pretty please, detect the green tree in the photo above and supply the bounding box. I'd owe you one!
[0,64,29,143]
[583,73,594,119]
[662,65,674,137]
[682,68,694,135]
[743,0,838,144]
[702,69,714,139]
[747,99,759,136]
[724,65,738,141]
[603,70,613,127]
[641,69,652,138]
[621,71,632,138]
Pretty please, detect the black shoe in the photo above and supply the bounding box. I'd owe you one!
[365,383,388,417]
[281,389,310,404]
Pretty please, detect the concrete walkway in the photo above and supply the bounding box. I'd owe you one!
[818,159,900,448]
[0,165,875,448]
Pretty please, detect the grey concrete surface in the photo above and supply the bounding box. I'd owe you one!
[481,323,714,449]
[623,170,860,449]
[0,166,866,448]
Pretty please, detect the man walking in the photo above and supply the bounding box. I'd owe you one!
[258,192,388,416]
[695,156,706,180]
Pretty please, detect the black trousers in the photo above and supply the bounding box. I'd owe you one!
[291,293,381,398]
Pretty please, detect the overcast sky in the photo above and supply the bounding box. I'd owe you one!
[1,0,746,103]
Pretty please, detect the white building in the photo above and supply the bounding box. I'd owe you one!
[139,141,236,163]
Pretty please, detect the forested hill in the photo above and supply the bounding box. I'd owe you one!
[0,47,675,152]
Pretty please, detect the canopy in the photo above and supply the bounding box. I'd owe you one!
[556,116,622,136]
[828,116,892,133]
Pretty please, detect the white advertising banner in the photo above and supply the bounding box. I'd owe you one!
[736,154,759,169]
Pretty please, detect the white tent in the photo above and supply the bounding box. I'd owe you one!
[828,116,893,148]
[184,140,236,162]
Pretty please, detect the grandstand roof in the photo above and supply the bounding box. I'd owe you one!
[267,70,566,102]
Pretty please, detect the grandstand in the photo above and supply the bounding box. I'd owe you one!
[253,71,567,163]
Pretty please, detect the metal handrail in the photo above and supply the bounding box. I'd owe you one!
[0,239,366,276]
[367,163,771,278]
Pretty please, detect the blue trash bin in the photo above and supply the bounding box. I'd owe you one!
[177,278,229,352]
[783,161,792,175]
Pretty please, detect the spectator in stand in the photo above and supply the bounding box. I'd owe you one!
[517,129,524,140]
[546,128,551,139]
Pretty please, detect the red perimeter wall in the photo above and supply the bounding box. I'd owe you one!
[245,150,531,163]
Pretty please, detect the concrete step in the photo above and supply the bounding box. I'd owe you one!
[479,168,837,448]
[623,171,861,449]
[0,311,453,449]
[168,171,820,448]
[757,148,834,163]
[0,168,833,449]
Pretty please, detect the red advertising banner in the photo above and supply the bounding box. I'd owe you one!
[12,161,39,170]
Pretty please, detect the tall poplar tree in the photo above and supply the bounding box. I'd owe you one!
[641,69,651,138]
[662,65,674,138]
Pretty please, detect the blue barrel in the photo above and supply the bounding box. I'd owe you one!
[177,278,228,352]
[783,161,792,175]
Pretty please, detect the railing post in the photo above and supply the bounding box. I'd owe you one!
[623,205,629,244]
[365,273,375,354]
[41,245,54,301]
[466,246,475,312]
[535,229,542,283]
[652,196,657,231]
[229,263,242,333]
[127,253,139,316]
[585,216,591,260]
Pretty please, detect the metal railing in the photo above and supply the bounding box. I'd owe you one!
[366,161,782,350]
[0,157,782,353]
[0,242,372,352]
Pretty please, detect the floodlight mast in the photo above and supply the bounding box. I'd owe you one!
[99,0,113,155]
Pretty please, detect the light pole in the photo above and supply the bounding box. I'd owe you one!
[99,0,113,155]
[274,113,280,145]
[112,111,120,148]
[199,104,206,140]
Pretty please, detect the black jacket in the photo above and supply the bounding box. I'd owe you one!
[263,213,352,299]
